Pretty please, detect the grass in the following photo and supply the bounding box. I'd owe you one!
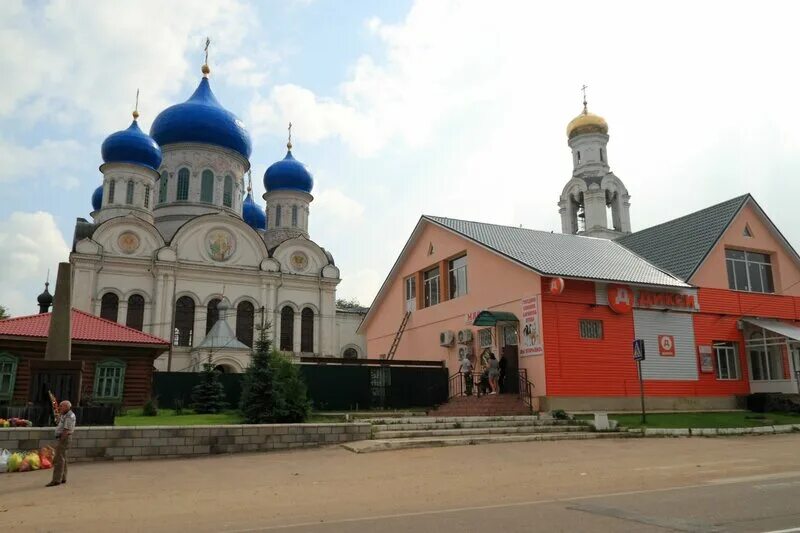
[115,408,242,426]
[600,411,800,429]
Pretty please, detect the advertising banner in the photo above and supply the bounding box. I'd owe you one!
[520,295,544,357]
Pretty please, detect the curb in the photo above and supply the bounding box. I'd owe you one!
[625,424,800,437]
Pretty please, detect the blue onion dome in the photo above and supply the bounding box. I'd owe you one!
[149,68,252,160]
[264,146,314,193]
[91,185,103,211]
[242,189,266,230]
[101,113,162,171]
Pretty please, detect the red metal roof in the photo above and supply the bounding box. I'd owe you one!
[0,309,169,346]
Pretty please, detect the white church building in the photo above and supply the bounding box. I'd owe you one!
[69,60,366,373]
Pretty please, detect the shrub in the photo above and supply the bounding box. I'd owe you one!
[174,399,185,416]
[551,409,570,420]
[191,361,228,414]
[143,397,159,417]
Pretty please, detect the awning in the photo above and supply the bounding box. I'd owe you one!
[472,311,519,326]
[741,318,800,342]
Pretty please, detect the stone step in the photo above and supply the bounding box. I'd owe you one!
[342,432,635,453]
[364,415,543,425]
[374,425,589,439]
[371,419,579,431]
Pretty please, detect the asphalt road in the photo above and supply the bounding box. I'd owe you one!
[2,434,800,532]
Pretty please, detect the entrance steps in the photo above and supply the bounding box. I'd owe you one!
[430,394,532,417]
[341,415,633,453]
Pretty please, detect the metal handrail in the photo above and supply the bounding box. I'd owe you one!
[517,368,535,412]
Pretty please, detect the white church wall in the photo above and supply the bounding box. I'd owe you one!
[336,310,367,358]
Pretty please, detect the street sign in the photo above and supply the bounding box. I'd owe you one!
[633,339,646,361]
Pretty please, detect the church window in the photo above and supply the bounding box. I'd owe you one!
[177,168,190,201]
[223,175,233,207]
[600,148,604,162]
[158,172,168,203]
[236,301,255,348]
[126,294,145,331]
[144,185,151,208]
[174,296,195,347]
[291,206,298,227]
[276,205,282,227]
[108,180,116,204]
[577,151,581,164]
[206,298,221,334]
[0,353,19,402]
[125,181,135,204]
[201,170,214,203]
[301,308,314,353]
[343,347,358,359]
[93,359,126,402]
[100,292,119,322]
[280,306,294,352]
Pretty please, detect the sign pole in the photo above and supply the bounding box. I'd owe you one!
[637,359,646,424]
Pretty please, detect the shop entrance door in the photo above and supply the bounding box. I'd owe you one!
[501,344,519,394]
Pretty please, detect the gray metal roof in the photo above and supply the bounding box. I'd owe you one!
[617,194,750,281]
[426,216,688,287]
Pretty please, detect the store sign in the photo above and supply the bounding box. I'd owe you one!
[633,339,646,361]
[520,295,544,357]
[549,277,565,295]
[606,284,698,313]
[698,345,714,373]
[465,310,482,325]
[658,335,676,356]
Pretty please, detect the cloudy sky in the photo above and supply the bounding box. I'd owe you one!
[1,0,799,316]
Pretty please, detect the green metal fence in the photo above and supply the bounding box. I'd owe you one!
[153,365,448,411]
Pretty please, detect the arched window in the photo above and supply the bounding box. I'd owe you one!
[100,292,119,322]
[343,347,358,359]
[144,185,151,208]
[223,175,233,207]
[125,180,135,204]
[291,206,298,227]
[301,308,314,353]
[236,301,255,347]
[126,294,145,331]
[158,171,168,203]
[201,170,214,203]
[280,306,294,352]
[206,298,221,334]
[108,180,116,204]
[276,205,282,227]
[177,168,190,201]
[174,296,195,347]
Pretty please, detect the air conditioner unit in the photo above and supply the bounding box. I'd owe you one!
[458,346,474,360]
[457,329,474,344]
[439,330,455,347]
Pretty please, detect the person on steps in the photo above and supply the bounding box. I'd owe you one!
[459,356,474,396]
[488,352,500,395]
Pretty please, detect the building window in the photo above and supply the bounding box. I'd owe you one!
[276,205,282,227]
[343,347,358,358]
[0,353,18,402]
[404,276,416,311]
[125,180,135,204]
[726,249,774,293]
[100,292,119,322]
[174,296,195,347]
[291,206,298,227]
[201,170,214,203]
[503,325,518,346]
[177,168,190,201]
[126,294,145,331]
[478,328,492,349]
[301,308,314,353]
[280,306,294,352]
[236,301,255,348]
[108,180,116,203]
[748,332,783,380]
[714,341,739,380]
[206,298,221,334]
[577,151,581,164]
[158,171,168,203]
[423,267,440,307]
[144,185,150,208]
[448,255,468,299]
[579,319,603,339]
[93,360,126,402]
[223,175,233,207]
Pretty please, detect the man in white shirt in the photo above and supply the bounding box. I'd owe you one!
[459,357,474,396]
[47,400,76,487]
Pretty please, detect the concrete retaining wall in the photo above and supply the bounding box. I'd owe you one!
[0,423,371,462]
[541,395,741,412]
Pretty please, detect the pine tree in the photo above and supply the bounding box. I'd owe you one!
[270,352,311,423]
[239,321,275,423]
[191,357,228,414]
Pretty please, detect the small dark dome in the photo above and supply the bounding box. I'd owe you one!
[37,282,53,306]
[242,191,266,230]
[91,185,103,211]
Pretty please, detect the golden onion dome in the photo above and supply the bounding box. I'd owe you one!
[566,106,608,139]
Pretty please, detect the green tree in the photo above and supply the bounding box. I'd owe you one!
[240,326,276,424]
[269,352,311,423]
[191,357,228,414]
[0,305,9,320]
[336,297,363,310]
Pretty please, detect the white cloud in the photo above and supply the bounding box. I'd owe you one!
[0,138,88,187]
[313,189,365,222]
[336,268,382,308]
[0,211,70,316]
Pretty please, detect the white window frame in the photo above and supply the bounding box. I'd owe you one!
[747,331,784,381]
[423,267,440,308]
[404,276,416,312]
[448,255,468,299]
[726,249,774,293]
[714,341,740,380]
[478,328,493,349]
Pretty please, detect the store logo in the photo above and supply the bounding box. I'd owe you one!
[607,284,633,314]
[658,335,676,356]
